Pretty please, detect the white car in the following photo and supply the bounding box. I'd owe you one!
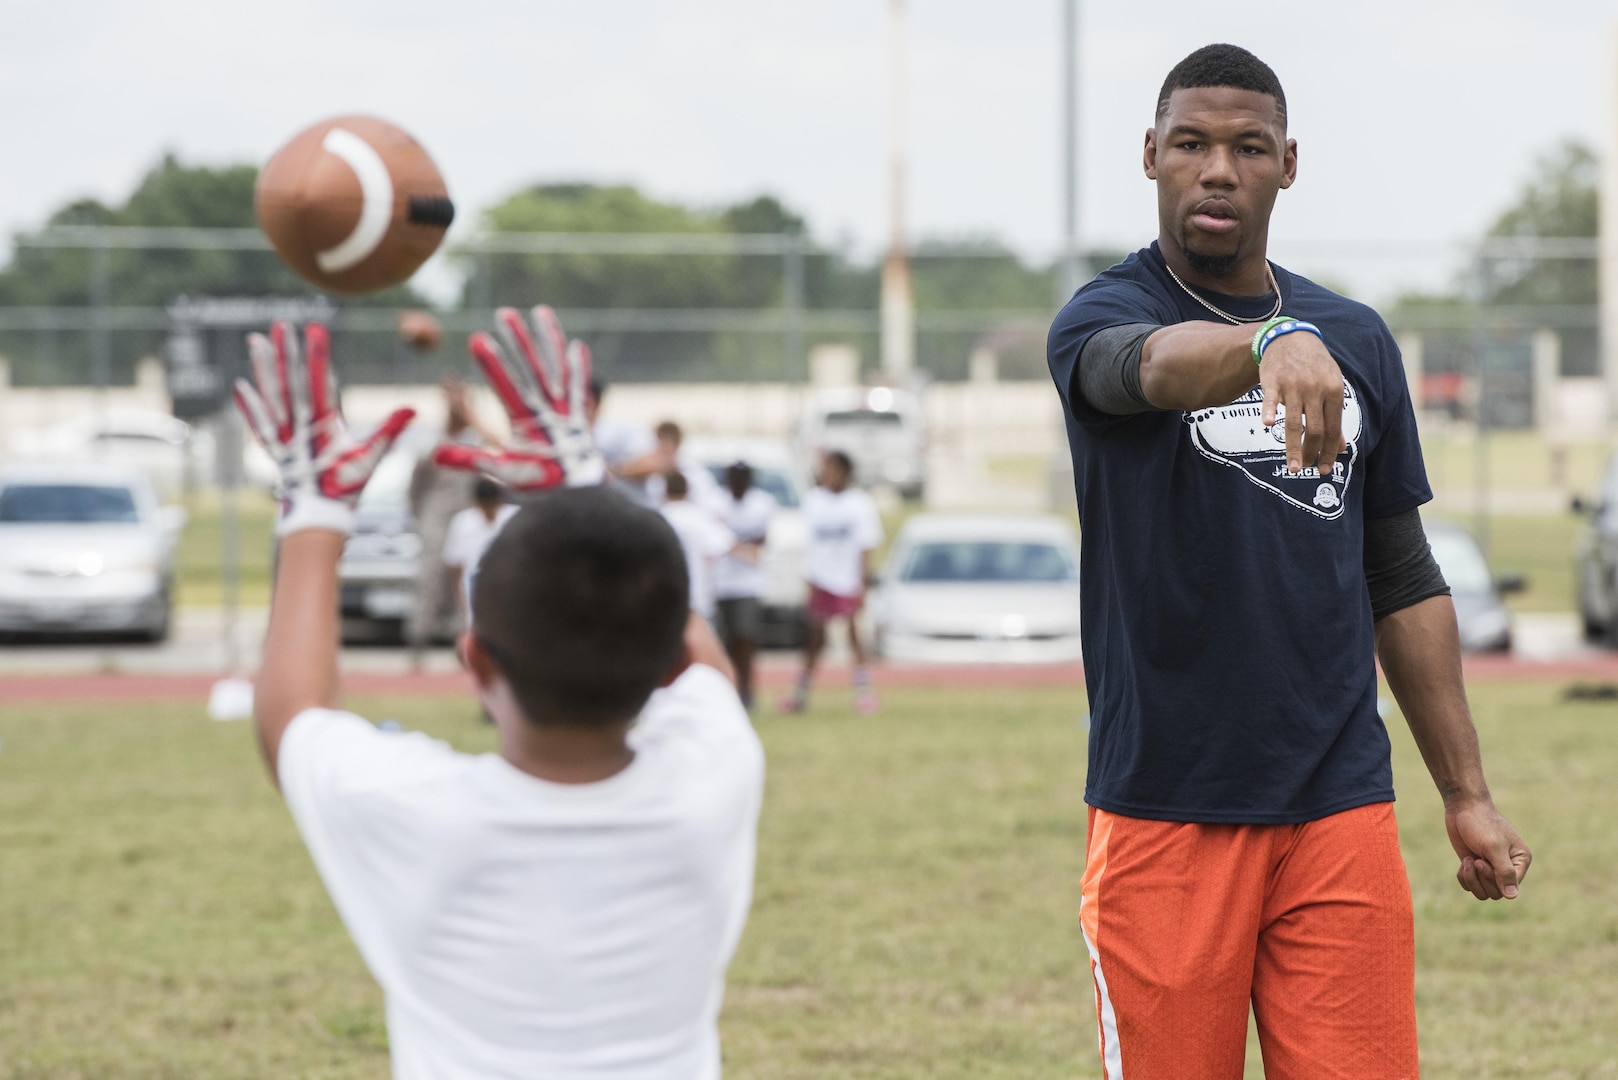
[797,386,927,501]
[0,462,186,640]
[8,408,278,500]
[683,436,810,646]
[872,513,1082,664]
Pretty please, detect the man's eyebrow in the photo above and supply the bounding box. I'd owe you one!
[1165,122,1275,142]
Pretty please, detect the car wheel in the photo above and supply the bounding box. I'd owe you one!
[138,599,172,644]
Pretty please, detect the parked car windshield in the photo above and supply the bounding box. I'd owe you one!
[1427,530,1492,593]
[0,484,140,524]
[357,450,415,514]
[899,540,1076,584]
[704,465,800,509]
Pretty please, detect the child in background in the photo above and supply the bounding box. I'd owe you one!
[442,475,518,619]
[781,450,882,715]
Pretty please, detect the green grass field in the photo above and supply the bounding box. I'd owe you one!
[175,490,278,608]
[1,682,1612,1078]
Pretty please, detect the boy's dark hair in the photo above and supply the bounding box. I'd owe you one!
[655,420,683,444]
[825,450,854,478]
[1157,44,1286,127]
[473,487,689,726]
[663,469,689,499]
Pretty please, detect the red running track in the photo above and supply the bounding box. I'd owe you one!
[2,654,1617,705]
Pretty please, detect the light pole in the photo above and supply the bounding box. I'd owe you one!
[880,0,915,381]
[1059,0,1083,304]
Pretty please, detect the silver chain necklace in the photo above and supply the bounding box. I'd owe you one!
[1163,258,1282,325]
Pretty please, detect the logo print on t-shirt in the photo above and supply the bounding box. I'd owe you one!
[1182,380,1364,519]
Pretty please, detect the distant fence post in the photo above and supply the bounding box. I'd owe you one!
[1397,330,1424,418]
[783,235,806,382]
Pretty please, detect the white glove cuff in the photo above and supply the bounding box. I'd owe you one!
[276,495,356,538]
[565,454,608,488]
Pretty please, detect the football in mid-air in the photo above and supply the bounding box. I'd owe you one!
[255,115,454,295]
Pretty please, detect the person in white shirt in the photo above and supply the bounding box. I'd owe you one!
[585,377,659,506]
[659,470,735,623]
[642,421,721,507]
[711,462,776,710]
[236,309,764,1080]
[781,450,883,716]
[441,476,519,619]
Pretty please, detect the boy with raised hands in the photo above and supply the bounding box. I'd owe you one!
[236,309,764,1080]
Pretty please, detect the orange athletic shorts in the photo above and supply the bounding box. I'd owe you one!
[1079,801,1418,1079]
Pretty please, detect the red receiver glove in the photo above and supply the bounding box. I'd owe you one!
[433,305,606,491]
[233,321,415,536]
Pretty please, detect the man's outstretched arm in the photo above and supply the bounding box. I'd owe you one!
[1376,596,1531,900]
[256,530,344,784]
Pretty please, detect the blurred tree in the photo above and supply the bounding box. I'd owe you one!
[1477,140,1597,308]
[1388,140,1600,379]
[463,184,885,380]
[0,154,422,308]
[0,154,426,385]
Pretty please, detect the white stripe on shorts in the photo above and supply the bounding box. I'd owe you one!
[1081,915,1124,1079]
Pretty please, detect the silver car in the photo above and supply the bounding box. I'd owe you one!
[0,462,185,640]
[798,386,928,501]
[339,440,432,643]
[871,513,1082,664]
[1425,520,1520,653]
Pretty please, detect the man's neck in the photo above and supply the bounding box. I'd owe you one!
[1157,234,1272,297]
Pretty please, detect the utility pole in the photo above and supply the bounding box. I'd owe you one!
[1060,0,1083,303]
[880,0,915,382]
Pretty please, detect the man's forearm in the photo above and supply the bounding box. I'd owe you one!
[1139,322,1261,410]
[1374,595,1489,803]
[257,530,345,784]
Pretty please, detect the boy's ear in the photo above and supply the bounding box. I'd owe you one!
[460,630,503,689]
[658,634,694,690]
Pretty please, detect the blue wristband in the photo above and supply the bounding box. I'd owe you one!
[1254,318,1322,362]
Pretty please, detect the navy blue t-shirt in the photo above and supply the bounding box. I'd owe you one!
[1047,243,1431,825]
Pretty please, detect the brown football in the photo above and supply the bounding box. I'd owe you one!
[255,115,454,295]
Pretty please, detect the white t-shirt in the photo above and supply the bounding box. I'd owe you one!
[594,418,658,505]
[645,456,720,508]
[278,665,764,1080]
[712,488,778,601]
[660,500,735,619]
[441,504,518,570]
[801,486,883,597]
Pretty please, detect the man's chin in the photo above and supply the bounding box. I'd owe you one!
[1178,233,1242,280]
[1184,248,1240,279]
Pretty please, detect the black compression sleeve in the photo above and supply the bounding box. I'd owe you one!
[1364,508,1451,621]
[1075,323,1158,416]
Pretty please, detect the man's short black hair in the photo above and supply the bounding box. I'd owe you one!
[1156,44,1286,127]
[473,487,689,727]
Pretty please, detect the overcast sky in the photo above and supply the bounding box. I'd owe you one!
[0,0,1612,305]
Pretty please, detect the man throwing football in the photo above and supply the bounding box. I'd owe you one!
[1047,44,1529,1079]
